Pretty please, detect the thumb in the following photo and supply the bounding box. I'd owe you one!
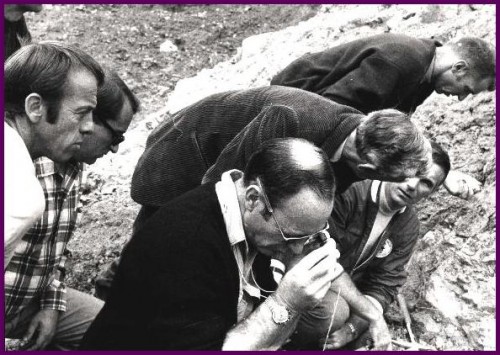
[323,329,342,350]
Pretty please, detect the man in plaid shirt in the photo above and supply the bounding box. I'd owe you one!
[4,62,139,350]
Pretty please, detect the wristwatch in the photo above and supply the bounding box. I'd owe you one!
[345,321,358,338]
[267,296,291,324]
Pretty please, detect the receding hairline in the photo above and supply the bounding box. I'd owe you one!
[288,139,324,170]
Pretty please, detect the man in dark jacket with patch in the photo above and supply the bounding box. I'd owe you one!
[291,141,450,350]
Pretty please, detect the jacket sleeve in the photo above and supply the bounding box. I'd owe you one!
[322,56,402,114]
[355,215,420,312]
[202,104,299,183]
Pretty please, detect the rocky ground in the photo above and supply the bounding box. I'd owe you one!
[28,4,495,350]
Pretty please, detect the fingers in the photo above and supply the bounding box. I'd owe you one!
[447,171,482,200]
[370,324,392,350]
[22,321,37,348]
[366,337,390,350]
[297,239,339,271]
[322,324,355,350]
[278,243,341,311]
[26,325,54,350]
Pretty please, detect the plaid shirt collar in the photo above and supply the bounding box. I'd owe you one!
[35,157,82,179]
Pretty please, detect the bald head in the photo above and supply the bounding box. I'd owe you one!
[243,138,335,208]
[287,138,326,170]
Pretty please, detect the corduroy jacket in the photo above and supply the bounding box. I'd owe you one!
[132,86,363,211]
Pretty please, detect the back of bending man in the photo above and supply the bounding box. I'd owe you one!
[271,34,495,114]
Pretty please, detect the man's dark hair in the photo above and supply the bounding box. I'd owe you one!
[356,109,430,178]
[243,138,335,208]
[4,41,105,123]
[451,37,495,83]
[94,69,140,123]
[430,141,451,188]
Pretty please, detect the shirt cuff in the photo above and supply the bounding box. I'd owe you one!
[40,279,67,312]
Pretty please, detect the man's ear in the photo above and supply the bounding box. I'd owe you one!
[24,93,46,123]
[451,60,470,78]
[245,185,263,212]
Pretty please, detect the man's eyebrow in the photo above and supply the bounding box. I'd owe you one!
[80,104,96,110]
[74,106,95,113]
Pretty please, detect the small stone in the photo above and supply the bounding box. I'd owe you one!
[160,39,178,53]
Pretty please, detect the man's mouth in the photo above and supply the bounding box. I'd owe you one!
[398,188,412,200]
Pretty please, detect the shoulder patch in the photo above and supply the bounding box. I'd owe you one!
[375,239,393,258]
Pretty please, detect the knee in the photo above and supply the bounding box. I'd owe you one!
[292,290,350,347]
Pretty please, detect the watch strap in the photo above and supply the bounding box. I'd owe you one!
[345,321,358,338]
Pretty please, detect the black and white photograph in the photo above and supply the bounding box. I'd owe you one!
[4,3,496,351]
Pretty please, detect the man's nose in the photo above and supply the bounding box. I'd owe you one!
[287,240,306,255]
[110,144,119,154]
[80,114,94,135]
[405,177,420,190]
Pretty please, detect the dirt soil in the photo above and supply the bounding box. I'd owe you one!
[27,4,495,350]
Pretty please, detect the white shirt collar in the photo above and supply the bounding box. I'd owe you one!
[215,169,248,246]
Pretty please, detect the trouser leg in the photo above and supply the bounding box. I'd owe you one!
[50,288,104,350]
[5,288,103,350]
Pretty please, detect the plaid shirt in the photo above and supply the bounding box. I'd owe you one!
[5,157,83,318]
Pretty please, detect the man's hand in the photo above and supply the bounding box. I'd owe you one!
[275,239,340,313]
[365,317,392,350]
[444,170,482,200]
[325,318,391,350]
[324,322,358,349]
[21,309,60,350]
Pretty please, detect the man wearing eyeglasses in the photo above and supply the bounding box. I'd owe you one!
[4,68,139,350]
[81,138,390,350]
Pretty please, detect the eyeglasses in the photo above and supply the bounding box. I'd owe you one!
[256,177,330,242]
[95,116,125,147]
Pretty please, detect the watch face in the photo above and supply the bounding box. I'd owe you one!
[273,305,289,324]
